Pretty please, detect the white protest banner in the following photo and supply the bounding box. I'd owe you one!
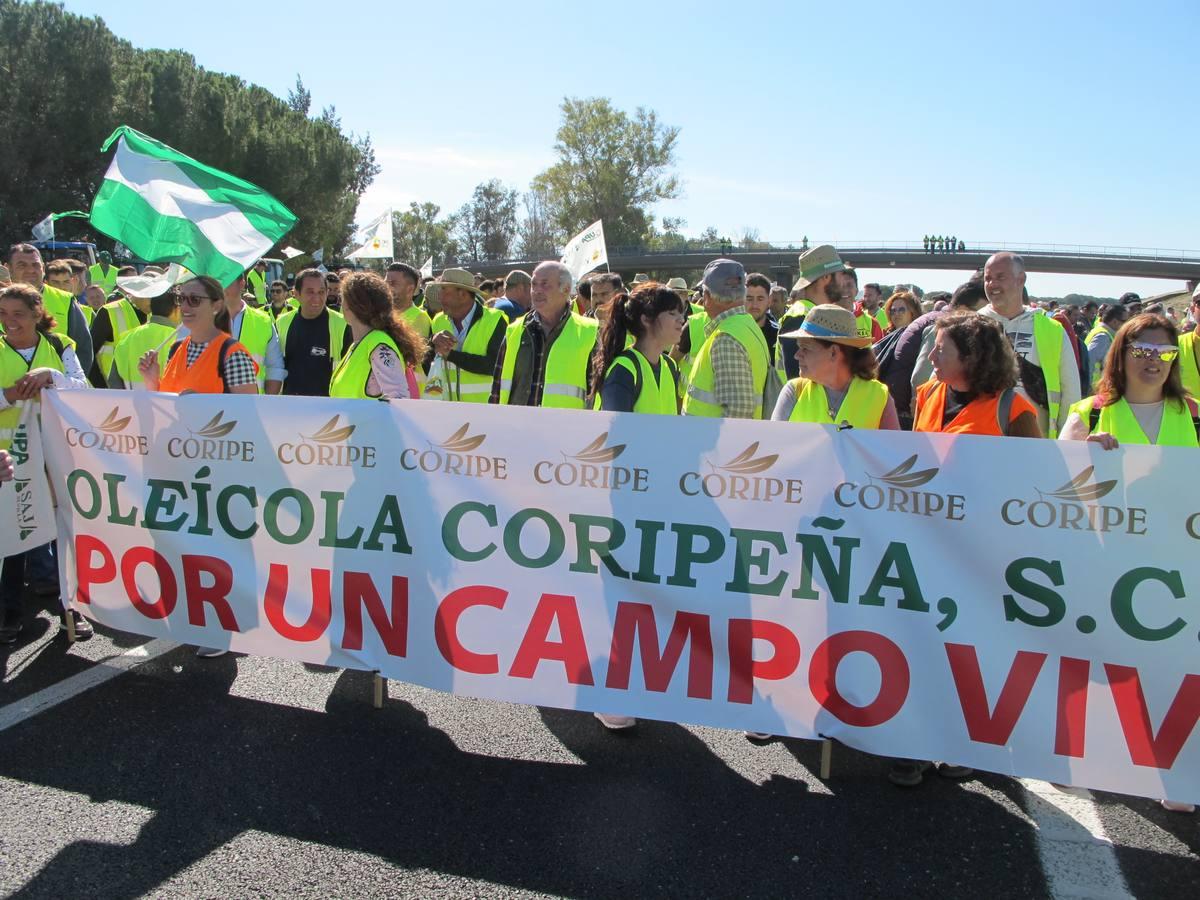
[347,209,394,259]
[561,220,607,282]
[281,246,305,260]
[40,391,1200,804]
[420,256,434,279]
[0,404,55,557]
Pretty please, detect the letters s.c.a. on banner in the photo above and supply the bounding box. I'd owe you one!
[39,390,1200,804]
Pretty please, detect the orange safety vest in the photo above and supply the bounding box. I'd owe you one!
[914,379,1035,436]
[160,334,254,394]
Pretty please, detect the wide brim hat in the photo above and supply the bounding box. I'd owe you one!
[665,277,690,292]
[793,244,847,290]
[631,273,650,284]
[779,303,871,348]
[423,267,485,304]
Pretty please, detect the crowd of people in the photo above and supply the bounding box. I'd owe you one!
[2,240,1197,803]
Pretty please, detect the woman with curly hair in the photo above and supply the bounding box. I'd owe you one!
[331,271,426,400]
[882,290,922,335]
[914,312,1042,437]
[592,282,686,414]
[1060,312,1197,448]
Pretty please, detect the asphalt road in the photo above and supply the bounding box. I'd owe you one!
[1,602,1196,899]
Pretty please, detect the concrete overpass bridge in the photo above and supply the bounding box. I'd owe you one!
[451,241,1200,287]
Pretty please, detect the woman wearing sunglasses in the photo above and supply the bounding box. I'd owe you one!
[1059,312,1198,448]
[138,276,259,395]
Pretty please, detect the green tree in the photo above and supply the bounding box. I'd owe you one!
[515,186,559,259]
[531,97,681,247]
[391,202,458,267]
[454,180,519,261]
[286,75,311,115]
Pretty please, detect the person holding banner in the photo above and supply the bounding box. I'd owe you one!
[109,288,180,390]
[771,304,900,429]
[593,283,685,414]
[0,448,11,483]
[0,283,92,643]
[1059,313,1199,449]
[913,313,1042,437]
[330,272,424,401]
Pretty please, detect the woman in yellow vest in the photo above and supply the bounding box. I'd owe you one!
[330,272,426,400]
[593,283,686,414]
[771,304,899,429]
[0,283,91,644]
[1060,313,1198,449]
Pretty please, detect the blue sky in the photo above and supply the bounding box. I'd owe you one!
[66,0,1199,297]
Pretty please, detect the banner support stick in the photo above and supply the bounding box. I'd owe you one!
[64,605,76,643]
[373,672,385,708]
[819,738,832,779]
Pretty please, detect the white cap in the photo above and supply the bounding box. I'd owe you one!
[115,263,192,298]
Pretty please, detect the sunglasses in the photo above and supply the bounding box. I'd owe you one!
[1127,343,1178,362]
[175,292,214,308]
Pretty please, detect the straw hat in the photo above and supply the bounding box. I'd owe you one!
[793,244,847,290]
[665,277,690,292]
[779,303,871,348]
[423,267,485,304]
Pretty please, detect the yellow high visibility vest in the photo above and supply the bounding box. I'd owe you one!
[677,311,709,389]
[231,305,276,392]
[497,313,598,409]
[1032,311,1065,438]
[1179,332,1200,400]
[430,305,506,402]
[330,330,404,400]
[40,284,74,338]
[89,263,118,295]
[246,269,268,305]
[1069,395,1198,448]
[0,332,72,450]
[276,307,348,362]
[855,312,875,340]
[400,304,433,340]
[113,321,178,388]
[786,376,888,429]
[682,311,769,418]
[597,348,679,415]
[95,297,141,379]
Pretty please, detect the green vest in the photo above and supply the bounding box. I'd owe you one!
[1069,395,1198,448]
[1031,311,1065,438]
[682,311,769,418]
[276,307,348,364]
[40,284,74,338]
[497,312,598,409]
[232,305,276,391]
[79,304,95,327]
[678,311,710,389]
[1178,332,1200,400]
[95,297,141,378]
[597,348,680,415]
[401,304,433,340]
[786,376,888,428]
[330,330,403,400]
[855,311,875,340]
[430,305,506,403]
[114,320,178,388]
[0,332,72,450]
[89,263,118,295]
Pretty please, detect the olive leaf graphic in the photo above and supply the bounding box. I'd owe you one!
[571,432,626,463]
[98,407,131,433]
[882,454,918,478]
[716,443,779,474]
[195,412,237,438]
[308,415,357,443]
[439,424,486,452]
[1039,466,1117,501]
[875,454,938,488]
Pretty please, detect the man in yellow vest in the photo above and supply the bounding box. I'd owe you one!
[110,285,179,389]
[864,282,889,331]
[246,259,270,306]
[385,262,432,341]
[88,271,150,386]
[89,250,118,295]
[491,261,598,408]
[1180,285,1200,400]
[276,268,351,396]
[980,252,1080,438]
[425,268,506,402]
[776,244,852,379]
[224,272,285,394]
[6,243,94,372]
[682,258,770,419]
[1083,303,1130,391]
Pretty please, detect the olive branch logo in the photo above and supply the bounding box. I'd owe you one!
[97,407,132,434]
[1037,466,1117,502]
[871,454,938,489]
[710,441,778,475]
[306,415,356,444]
[568,432,626,463]
[192,411,237,438]
[436,423,486,453]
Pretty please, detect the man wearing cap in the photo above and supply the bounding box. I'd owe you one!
[682,259,771,419]
[88,267,152,386]
[7,243,94,373]
[1179,285,1200,400]
[777,245,854,380]
[491,261,598,408]
[89,250,118,296]
[494,270,533,323]
[109,269,182,389]
[424,268,507,403]
[979,252,1080,438]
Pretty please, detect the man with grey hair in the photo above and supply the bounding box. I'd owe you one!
[979,251,1080,437]
[494,269,533,322]
[682,258,770,419]
[491,260,599,408]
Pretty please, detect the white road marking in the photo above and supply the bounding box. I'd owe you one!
[0,638,178,733]
[1022,779,1132,900]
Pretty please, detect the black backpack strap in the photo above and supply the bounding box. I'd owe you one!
[617,349,643,400]
[167,340,183,361]
[217,335,236,393]
[1089,395,1103,433]
[995,388,1015,436]
[43,331,67,357]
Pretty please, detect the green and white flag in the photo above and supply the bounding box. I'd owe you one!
[90,126,297,287]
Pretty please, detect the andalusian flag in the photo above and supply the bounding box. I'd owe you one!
[90,126,297,287]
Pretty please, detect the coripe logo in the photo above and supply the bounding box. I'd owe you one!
[65,407,149,456]
[679,441,802,503]
[533,431,649,492]
[1001,465,1146,535]
[277,415,375,469]
[834,454,965,520]
[400,423,508,480]
[166,411,255,462]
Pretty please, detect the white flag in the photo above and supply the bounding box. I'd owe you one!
[32,214,54,242]
[0,404,54,557]
[347,208,394,259]
[420,256,434,279]
[116,263,191,298]
[281,246,304,259]
[312,247,326,273]
[561,220,607,281]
